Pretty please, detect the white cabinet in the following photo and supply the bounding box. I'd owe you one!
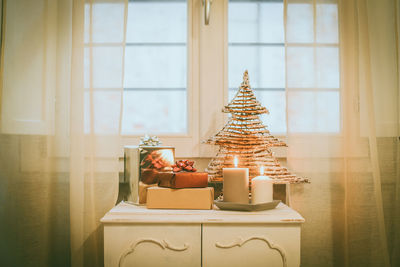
[101,202,304,267]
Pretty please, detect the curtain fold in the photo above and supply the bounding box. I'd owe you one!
[0,0,74,265]
[0,0,127,266]
[357,0,390,265]
[71,0,127,266]
[287,0,400,266]
[70,1,85,266]
[393,1,400,264]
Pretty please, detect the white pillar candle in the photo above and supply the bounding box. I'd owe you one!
[223,156,249,204]
[251,166,273,204]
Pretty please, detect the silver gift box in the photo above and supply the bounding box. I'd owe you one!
[122,146,175,205]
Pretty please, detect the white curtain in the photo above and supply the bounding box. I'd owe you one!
[287,0,400,266]
[0,0,126,266]
[0,0,399,266]
[71,0,127,266]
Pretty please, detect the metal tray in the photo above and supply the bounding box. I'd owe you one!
[214,200,280,212]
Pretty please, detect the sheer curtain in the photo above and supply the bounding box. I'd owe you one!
[0,0,126,266]
[0,0,399,267]
[71,0,127,266]
[287,0,400,266]
[0,0,75,266]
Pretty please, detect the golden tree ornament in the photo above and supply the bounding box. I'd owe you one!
[205,70,308,184]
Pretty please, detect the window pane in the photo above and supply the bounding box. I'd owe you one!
[316,2,339,44]
[84,4,90,44]
[286,1,314,43]
[92,46,124,89]
[257,91,287,134]
[288,91,340,133]
[85,91,122,134]
[229,2,259,43]
[124,46,186,88]
[286,47,314,88]
[316,47,339,88]
[229,46,285,89]
[84,46,125,89]
[229,1,284,43]
[121,91,187,134]
[127,1,187,43]
[84,47,90,89]
[259,3,284,43]
[92,2,125,43]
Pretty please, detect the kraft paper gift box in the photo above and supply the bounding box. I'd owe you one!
[146,187,214,210]
[123,146,175,205]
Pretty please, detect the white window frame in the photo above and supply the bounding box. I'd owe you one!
[128,0,288,158]
[121,0,297,158]
[121,0,228,158]
[0,0,343,159]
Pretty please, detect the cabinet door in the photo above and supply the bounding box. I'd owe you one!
[202,224,301,267]
[105,224,201,267]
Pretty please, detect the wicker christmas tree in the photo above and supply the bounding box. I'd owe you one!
[205,70,308,184]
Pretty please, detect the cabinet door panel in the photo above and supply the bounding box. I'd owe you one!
[202,224,301,267]
[104,224,201,267]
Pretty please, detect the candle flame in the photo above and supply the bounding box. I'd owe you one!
[260,166,264,176]
[234,156,238,168]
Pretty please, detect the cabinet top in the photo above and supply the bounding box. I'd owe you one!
[101,202,305,224]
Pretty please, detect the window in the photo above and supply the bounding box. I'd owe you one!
[228,0,340,134]
[285,0,340,133]
[84,0,198,157]
[84,1,127,135]
[83,0,340,156]
[84,0,189,135]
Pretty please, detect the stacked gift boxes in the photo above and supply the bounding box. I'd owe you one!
[147,160,214,210]
[124,146,214,210]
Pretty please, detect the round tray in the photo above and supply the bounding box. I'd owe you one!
[214,200,280,212]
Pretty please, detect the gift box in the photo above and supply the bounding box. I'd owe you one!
[123,145,175,204]
[146,187,214,210]
[158,172,209,189]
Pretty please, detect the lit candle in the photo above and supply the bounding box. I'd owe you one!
[223,156,249,204]
[251,166,273,204]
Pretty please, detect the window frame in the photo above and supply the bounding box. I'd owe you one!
[120,0,342,158]
[120,0,201,157]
